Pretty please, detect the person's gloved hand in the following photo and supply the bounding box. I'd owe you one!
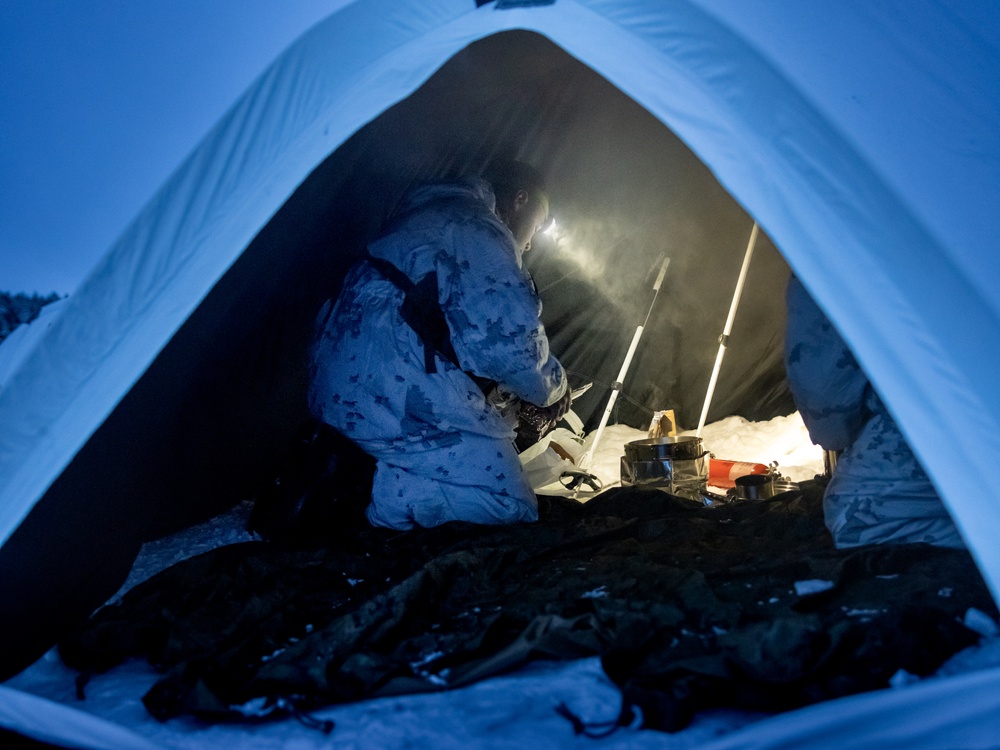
[547,387,573,422]
[524,388,572,423]
[515,388,572,451]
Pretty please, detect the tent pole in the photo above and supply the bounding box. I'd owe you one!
[578,256,670,471]
[696,222,759,437]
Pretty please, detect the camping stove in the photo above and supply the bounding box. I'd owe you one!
[620,436,709,501]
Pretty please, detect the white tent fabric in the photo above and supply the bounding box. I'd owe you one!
[0,685,163,750]
[1,0,999,743]
[695,664,1000,750]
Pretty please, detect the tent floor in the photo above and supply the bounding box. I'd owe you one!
[56,481,996,733]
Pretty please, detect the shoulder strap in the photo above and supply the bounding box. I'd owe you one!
[366,257,459,374]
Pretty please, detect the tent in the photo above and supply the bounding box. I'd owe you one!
[2,0,999,744]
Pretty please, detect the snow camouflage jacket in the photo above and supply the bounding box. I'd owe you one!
[784,276,963,549]
[308,177,566,447]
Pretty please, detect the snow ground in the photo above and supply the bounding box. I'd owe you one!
[4,414,1000,750]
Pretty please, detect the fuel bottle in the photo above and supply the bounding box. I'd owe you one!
[708,458,768,489]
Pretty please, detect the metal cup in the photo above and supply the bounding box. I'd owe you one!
[734,473,775,500]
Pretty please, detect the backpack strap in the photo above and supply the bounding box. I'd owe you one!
[366,257,459,374]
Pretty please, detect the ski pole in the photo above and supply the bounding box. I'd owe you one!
[696,222,759,436]
[578,255,670,471]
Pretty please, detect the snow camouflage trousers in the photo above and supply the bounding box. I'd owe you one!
[356,428,538,530]
[823,457,965,550]
[820,405,965,550]
[784,276,964,551]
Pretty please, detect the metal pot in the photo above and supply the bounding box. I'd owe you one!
[623,435,705,463]
[621,435,709,501]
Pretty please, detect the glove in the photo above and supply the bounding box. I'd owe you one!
[514,388,572,451]
[547,387,573,422]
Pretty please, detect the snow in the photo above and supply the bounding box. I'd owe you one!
[0,298,68,390]
[793,579,836,596]
[6,650,760,750]
[3,414,999,749]
[687,413,825,483]
[963,609,1000,639]
[529,411,825,499]
[580,586,609,599]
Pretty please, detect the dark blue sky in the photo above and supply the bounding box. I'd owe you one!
[1,2,343,295]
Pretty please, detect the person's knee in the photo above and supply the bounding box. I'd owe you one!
[367,463,538,529]
[365,503,413,530]
[825,495,966,550]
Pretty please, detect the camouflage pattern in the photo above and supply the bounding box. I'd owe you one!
[309,178,566,529]
[784,276,964,549]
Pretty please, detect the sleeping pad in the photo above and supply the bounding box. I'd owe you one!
[58,480,997,733]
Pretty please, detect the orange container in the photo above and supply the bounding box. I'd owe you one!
[708,458,768,489]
